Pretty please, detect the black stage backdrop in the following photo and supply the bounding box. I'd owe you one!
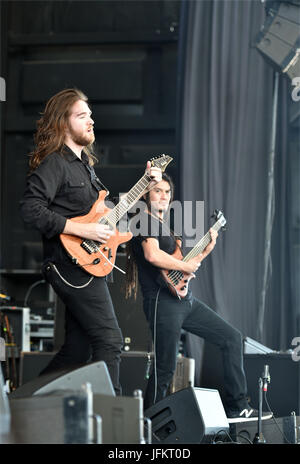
[176,0,294,381]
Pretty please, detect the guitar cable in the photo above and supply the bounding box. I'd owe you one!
[151,286,161,406]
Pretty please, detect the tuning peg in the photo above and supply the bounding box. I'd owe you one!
[211,209,219,220]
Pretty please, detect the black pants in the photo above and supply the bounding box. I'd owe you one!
[41,262,123,395]
[143,291,248,414]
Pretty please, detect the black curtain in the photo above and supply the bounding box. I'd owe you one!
[176,0,292,381]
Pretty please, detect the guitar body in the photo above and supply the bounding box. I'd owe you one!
[160,245,195,300]
[60,190,132,277]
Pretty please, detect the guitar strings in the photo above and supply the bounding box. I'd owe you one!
[81,174,151,254]
[167,222,221,285]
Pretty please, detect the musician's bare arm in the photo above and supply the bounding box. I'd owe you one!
[142,238,201,274]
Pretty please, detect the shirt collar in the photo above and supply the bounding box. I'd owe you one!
[62,145,87,163]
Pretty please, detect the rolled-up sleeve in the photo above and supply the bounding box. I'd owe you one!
[20,155,67,239]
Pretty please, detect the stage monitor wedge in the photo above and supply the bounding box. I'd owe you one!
[9,361,115,398]
[144,387,229,444]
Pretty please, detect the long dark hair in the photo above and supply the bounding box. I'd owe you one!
[124,173,174,299]
[29,88,97,172]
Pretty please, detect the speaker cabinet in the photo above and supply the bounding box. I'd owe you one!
[244,353,300,417]
[120,352,195,397]
[52,254,152,352]
[230,414,299,444]
[108,254,152,352]
[19,351,56,386]
[144,387,229,444]
[200,342,300,418]
[120,351,152,396]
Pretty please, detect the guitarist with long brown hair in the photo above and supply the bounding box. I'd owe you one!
[20,88,162,395]
[125,173,271,420]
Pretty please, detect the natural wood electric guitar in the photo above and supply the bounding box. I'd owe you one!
[60,154,173,277]
[160,210,227,299]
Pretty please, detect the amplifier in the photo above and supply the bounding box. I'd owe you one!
[169,356,195,394]
[244,353,300,417]
[120,352,195,397]
[230,414,299,444]
[0,306,30,352]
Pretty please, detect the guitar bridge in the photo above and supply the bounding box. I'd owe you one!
[81,239,100,254]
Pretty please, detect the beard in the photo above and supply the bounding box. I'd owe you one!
[68,126,95,147]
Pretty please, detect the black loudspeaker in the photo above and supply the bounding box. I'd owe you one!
[144,387,229,444]
[244,353,300,417]
[19,351,56,386]
[255,2,300,79]
[200,342,300,418]
[108,254,152,352]
[120,352,195,397]
[230,415,299,444]
[120,351,152,396]
[9,360,115,398]
[52,255,151,352]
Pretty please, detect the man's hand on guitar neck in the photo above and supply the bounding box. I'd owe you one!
[145,160,162,191]
[63,220,114,244]
[184,228,218,273]
[202,228,218,258]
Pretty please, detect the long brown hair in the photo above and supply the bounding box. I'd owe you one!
[29,88,97,172]
[125,173,175,299]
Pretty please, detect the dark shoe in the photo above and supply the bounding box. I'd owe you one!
[227,407,273,423]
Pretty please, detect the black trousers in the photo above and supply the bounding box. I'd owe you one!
[40,261,123,395]
[143,290,248,413]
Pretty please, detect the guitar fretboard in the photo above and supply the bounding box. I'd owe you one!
[167,218,224,285]
[99,174,151,226]
[183,220,222,262]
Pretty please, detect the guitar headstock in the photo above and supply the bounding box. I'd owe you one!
[150,154,173,172]
[211,209,227,230]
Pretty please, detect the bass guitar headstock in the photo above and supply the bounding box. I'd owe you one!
[211,209,227,230]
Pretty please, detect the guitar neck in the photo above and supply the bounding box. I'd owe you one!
[102,174,151,226]
[182,221,222,262]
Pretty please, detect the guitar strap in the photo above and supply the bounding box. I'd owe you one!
[81,153,110,194]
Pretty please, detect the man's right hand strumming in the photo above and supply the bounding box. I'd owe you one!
[63,219,114,244]
[182,255,202,274]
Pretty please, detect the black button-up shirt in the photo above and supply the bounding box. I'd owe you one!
[20,146,105,264]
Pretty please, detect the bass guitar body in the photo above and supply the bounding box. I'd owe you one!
[160,246,195,299]
[60,190,132,277]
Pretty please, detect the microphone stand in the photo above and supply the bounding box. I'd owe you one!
[253,377,266,444]
[253,364,270,444]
